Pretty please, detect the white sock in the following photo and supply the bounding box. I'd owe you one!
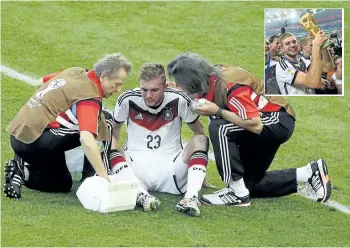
[24,166,29,181]
[185,165,206,199]
[228,178,249,197]
[110,162,148,196]
[296,163,313,183]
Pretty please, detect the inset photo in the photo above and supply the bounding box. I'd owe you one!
[264,9,343,96]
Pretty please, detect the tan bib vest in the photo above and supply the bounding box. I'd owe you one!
[213,65,296,119]
[6,67,110,144]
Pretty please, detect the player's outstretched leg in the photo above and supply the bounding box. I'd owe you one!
[177,135,209,216]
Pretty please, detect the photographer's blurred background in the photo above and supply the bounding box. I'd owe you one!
[264,9,343,95]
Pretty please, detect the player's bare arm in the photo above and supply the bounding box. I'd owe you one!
[320,48,334,72]
[80,131,111,182]
[294,30,328,89]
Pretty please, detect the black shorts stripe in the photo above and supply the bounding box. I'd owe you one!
[173,151,182,162]
[173,175,184,194]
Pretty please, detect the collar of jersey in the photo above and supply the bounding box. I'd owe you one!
[300,52,311,60]
[141,92,168,114]
[204,76,216,101]
[284,56,300,66]
[87,70,103,98]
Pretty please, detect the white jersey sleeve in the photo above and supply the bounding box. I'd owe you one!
[113,90,135,123]
[173,90,199,123]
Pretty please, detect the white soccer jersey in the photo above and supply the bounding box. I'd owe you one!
[114,88,198,154]
[269,58,279,68]
[265,58,281,95]
[276,57,313,95]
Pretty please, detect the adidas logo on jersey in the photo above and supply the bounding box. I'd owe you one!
[135,113,143,120]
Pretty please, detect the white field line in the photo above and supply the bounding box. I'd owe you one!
[2,64,350,215]
[1,65,39,86]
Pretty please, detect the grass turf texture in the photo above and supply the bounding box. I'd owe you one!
[1,1,350,247]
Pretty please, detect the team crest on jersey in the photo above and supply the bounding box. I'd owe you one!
[163,109,173,121]
[287,69,294,76]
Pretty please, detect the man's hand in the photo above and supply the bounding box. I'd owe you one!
[320,78,336,91]
[194,100,219,116]
[320,78,328,90]
[313,30,328,48]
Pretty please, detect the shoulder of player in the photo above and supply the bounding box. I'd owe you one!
[117,88,142,106]
[165,88,192,106]
[277,59,291,71]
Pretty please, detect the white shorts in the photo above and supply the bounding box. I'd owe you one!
[125,150,188,195]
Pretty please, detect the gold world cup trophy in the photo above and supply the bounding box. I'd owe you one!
[299,12,332,49]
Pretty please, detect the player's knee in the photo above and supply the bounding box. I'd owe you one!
[192,135,209,151]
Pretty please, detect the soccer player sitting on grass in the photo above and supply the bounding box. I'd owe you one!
[112,63,209,217]
[167,52,332,206]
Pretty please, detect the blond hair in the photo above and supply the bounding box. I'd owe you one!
[299,37,312,50]
[139,63,166,84]
[280,32,295,46]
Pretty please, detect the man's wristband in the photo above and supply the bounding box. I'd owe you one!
[215,108,223,118]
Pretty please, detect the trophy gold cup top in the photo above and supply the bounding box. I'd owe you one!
[300,13,319,37]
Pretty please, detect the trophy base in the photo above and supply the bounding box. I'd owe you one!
[321,40,332,49]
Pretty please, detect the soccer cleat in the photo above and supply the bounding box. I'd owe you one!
[136,193,161,212]
[4,160,25,200]
[176,197,201,217]
[308,159,331,202]
[201,187,250,206]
